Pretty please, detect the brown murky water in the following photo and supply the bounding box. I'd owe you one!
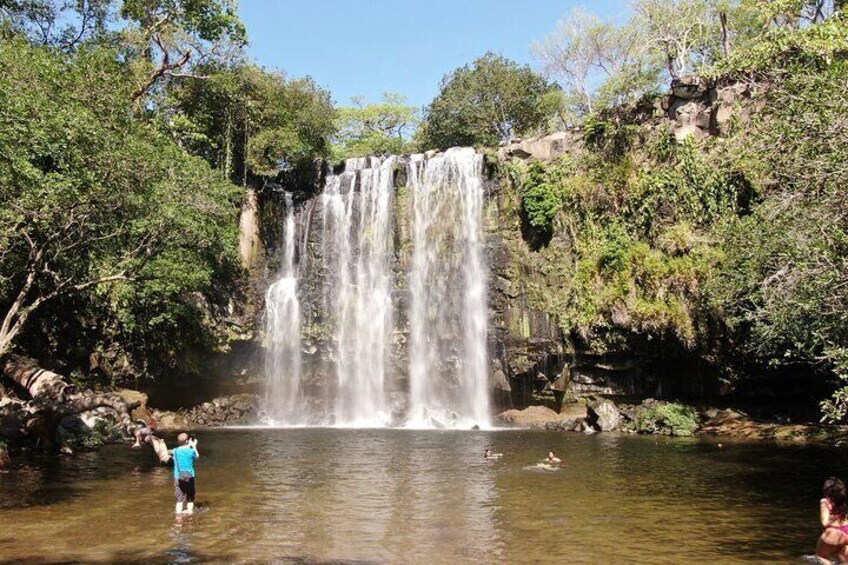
[0,428,841,564]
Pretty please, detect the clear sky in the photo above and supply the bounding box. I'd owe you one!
[237,0,631,108]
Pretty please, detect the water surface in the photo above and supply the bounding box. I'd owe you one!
[0,429,841,564]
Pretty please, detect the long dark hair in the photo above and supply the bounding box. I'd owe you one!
[824,477,848,519]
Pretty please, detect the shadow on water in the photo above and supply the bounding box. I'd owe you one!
[0,446,169,510]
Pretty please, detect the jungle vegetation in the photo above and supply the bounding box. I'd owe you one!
[1,0,846,421]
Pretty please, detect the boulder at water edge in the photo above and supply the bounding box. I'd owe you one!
[497,405,562,429]
[588,399,622,432]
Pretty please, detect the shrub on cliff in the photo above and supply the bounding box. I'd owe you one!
[711,53,848,420]
[633,403,700,436]
[504,135,740,348]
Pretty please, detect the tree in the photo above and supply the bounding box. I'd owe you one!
[166,63,336,182]
[119,0,246,101]
[633,0,718,79]
[0,36,240,365]
[417,52,558,150]
[0,0,247,102]
[0,0,114,49]
[534,8,664,118]
[533,9,608,115]
[332,93,418,159]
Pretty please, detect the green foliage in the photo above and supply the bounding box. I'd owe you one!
[583,115,642,155]
[508,158,576,233]
[120,0,245,45]
[417,52,558,150]
[332,93,418,160]
[64,420,124,450]
[708,48,848,418]
[713,10,848,76]
[167,64,336,181]
[505,132,740,348]
[632,402,700,436]
[0,35,240,374]
[627,139,750,237]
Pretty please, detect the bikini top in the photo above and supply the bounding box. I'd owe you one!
[827,524,848,535]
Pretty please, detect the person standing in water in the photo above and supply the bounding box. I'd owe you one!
[173,432,200,515]
[816,477,848,563]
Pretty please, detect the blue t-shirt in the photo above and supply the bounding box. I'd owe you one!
[172,446,198,479]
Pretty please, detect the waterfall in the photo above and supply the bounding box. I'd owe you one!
[264,192,303,424]
[261,149,491,429]
[407,148,491,428]
[321,156,396,426]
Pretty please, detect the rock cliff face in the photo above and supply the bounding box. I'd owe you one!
[248,154,687,416]
[489,77,763,410]
[499,75,754,162]
[238,78,762,416]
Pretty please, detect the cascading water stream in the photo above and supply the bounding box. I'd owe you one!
[407,148,490,429]
[261,149,490,429]
[322,156,396,426]
[264,192,303,424]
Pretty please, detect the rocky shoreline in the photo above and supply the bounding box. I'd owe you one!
[5,382,834,454]
[133,391,848,446]
[496,399,848,445]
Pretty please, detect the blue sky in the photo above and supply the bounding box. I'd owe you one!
[237,0,630,108]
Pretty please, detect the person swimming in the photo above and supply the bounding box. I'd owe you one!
[484,449,503,459]
[545,451,562,464]
[816,477,848,563]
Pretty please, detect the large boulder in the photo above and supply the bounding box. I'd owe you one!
[154,410,194,431]
[548,403,589,431]
[587,399,622,432]
[115,389,150,422]
[497,405,561,428]
[670,75,710,99]
[497,130,582,162]
[497,404,590,430]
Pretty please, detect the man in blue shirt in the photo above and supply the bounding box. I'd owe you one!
[172,432,200,515]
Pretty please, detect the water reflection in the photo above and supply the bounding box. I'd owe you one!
[0,429,844,564]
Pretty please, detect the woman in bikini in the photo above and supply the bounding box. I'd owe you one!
[816,477,848,563]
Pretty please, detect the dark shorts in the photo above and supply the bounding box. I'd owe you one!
[175,477,196,503]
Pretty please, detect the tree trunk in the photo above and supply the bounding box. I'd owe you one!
[150,435,171,464]
[719,12,730,58]
[3,355,73,400]
[2,355,140,449]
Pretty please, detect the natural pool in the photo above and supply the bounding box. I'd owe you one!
[0,428,841,564]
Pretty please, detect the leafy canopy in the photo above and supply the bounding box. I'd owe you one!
[332,93,418,160]
[0,36,240,371]
[417,52,558,150]
[167,62,336,181]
